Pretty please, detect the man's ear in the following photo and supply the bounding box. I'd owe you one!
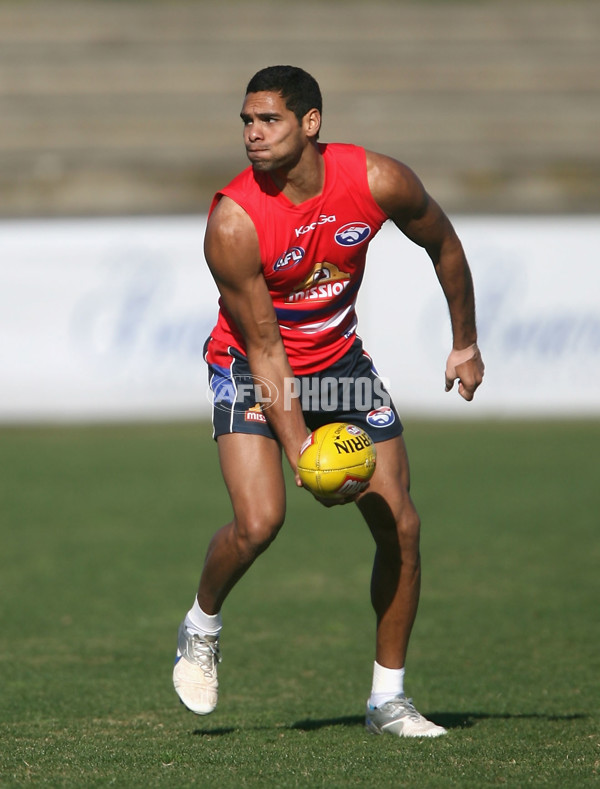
[304,108,321,140]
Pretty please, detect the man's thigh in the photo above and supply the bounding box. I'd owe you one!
[356,434,418,538]
[217,433,286,523]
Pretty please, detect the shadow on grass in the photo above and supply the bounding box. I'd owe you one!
[192,726,237,736]
[190,718,363,737]
[291,711,588,732]
[189,711,588,736]
[429,711,588,730]
[291,715,365,731]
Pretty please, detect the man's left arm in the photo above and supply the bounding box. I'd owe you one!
[367,150,484,401]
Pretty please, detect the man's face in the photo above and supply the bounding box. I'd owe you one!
[240,91,307,172]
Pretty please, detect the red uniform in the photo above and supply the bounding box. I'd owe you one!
[205,143,388,375]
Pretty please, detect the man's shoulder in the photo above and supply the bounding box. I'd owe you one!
[205,194,260,261]
[364,151,429,223]
[220,165,259,197]
[321,141,366,163]
[321,142,372,193]
[209,166,268,218]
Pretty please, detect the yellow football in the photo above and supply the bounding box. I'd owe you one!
[297,422,377,502]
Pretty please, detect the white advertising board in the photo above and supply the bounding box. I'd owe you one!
[0,217,219,421]
[0,216,598,422]
[360,216,600,417]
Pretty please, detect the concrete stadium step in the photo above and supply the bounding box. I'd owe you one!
[0,0,598,216]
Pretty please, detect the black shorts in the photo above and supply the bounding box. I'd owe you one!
[206,337,403,443]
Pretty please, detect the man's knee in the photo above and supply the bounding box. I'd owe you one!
[397,505,421,546]
[371,504,421,562]
[233,506,285,560]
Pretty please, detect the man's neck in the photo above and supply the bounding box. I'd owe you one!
[269,143,324,205]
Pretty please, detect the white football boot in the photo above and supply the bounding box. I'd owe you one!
[365,694,447,738]
[173,621,221,715]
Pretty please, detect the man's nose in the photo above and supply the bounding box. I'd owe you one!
[246,124,262,142]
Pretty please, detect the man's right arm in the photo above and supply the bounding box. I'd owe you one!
[204,196,308,474]
[367,151,484,401]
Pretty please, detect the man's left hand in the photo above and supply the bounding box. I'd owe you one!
[445,344,485,401]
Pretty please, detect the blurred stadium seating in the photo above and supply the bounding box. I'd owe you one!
[1,0,599,218]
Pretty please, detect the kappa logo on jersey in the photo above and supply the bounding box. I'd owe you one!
[366,406,396,428]
[335,222,371,247]
[295,214,336,238]
[286,262,351,303]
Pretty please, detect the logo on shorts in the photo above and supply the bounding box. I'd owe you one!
[244,404,267,423]
[335,223,371,247]
[274,247,305,272]
[366,406,395,428]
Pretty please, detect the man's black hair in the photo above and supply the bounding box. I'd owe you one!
[246,65,322,128]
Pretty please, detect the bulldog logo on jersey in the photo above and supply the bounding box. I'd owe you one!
[335,222,371,247]
[286,262,351,303]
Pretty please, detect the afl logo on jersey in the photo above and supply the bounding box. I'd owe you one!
[274,246,305,272]
[335,223,371,247]
[366,406,395,428]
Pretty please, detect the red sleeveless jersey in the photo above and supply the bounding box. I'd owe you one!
[205,143,388,375]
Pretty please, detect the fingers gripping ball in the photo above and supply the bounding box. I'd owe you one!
[297,423,377,502]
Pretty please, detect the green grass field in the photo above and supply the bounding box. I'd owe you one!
[1,420,598,787]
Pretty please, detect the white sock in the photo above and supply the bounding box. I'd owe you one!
[368,661,405,708]
[184,598,222,636]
